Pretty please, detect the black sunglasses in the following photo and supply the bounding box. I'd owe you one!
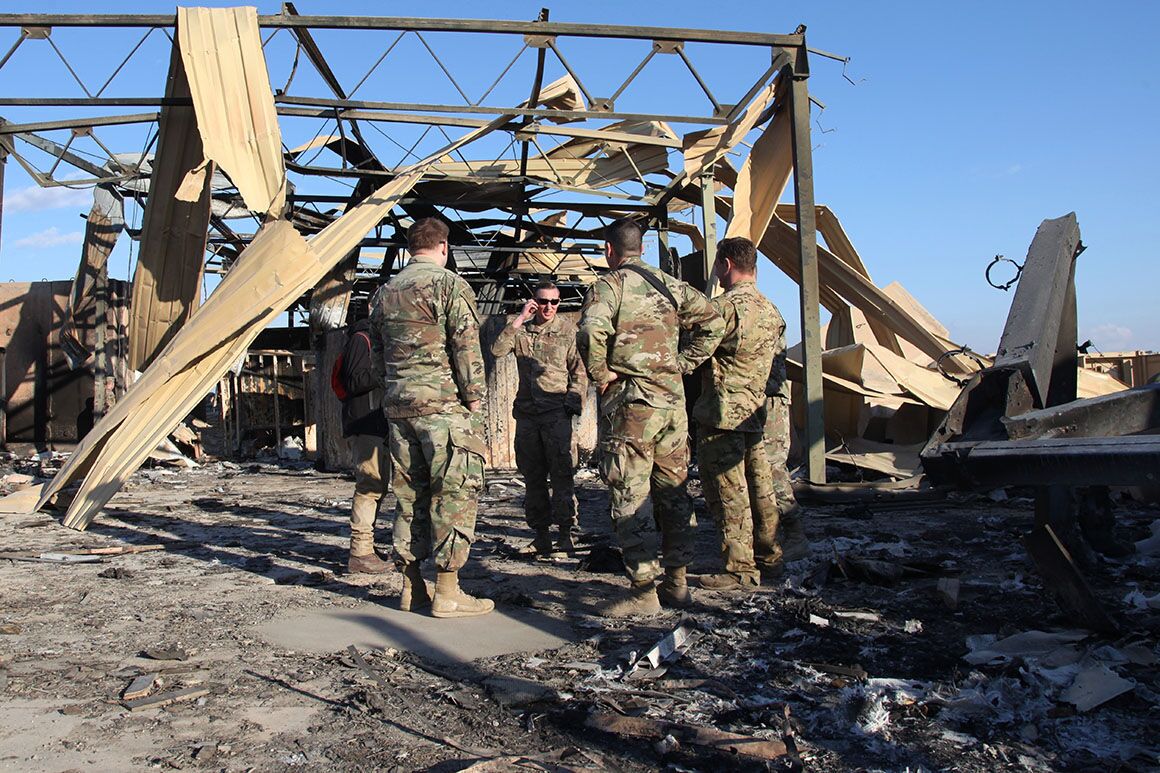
[535,298,560,306]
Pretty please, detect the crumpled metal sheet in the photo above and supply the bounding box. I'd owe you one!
[681,78,778,179]
[724,82,791,244]
[60,184,124,369]
[42,112,513,530]
[128,36,210,373]
[176,6,286,216]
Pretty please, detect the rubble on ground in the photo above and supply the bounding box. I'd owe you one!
[1,459,1157,771]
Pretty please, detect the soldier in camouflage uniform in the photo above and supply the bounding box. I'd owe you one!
[369,217,493,618]
[764,315,810,561]
[491,280,586,555]
[337,300,392,575]
[578,218,724,617]
[694,237,785,589]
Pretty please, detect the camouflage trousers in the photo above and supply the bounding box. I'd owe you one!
[698,425,781,580]
[515,409,576,532]
[599,401,696,583]
[387,408,485,571]
[348,433,388,556]
[764,396,800,519]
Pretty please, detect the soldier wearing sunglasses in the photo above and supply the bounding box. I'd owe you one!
[491,280,587,555]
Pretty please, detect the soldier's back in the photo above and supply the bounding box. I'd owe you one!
[695,282,780,432]
[373,259,467,417]
[603,260,683,406]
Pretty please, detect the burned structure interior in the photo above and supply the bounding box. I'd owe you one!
[0,7,1157,772]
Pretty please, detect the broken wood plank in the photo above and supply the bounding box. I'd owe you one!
[122,686,208,712]
[0,544,166,559]
[83,544,166,556]
[122,673,159,701]
[585,711,787,762]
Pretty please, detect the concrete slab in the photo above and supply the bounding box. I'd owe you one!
[254,603,574,664]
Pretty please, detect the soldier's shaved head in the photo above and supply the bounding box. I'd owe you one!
[604,218,643,259]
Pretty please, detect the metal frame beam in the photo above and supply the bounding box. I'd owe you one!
[0,95,733,125]
[0,14,804,48]
[786,46,825,483]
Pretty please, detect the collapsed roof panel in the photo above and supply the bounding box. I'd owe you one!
[128,36,209,373]
[175,6,286,217]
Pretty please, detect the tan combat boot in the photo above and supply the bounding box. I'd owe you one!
[399,562,432,612]
[698,572,760,591]
[348,551,393,575]
[599,580,662,618]
[431,570,495,618]
[555,525,576,554]
[657,566,692,608]
[778,507,810,562]
[518,529,554,556]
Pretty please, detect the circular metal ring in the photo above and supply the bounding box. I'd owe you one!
[985,254,1023,291]
[936,347,987,386]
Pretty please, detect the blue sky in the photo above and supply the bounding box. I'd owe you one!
[0,1,1156,353]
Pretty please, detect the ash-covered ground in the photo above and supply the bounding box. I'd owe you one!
[1,454,1158,772]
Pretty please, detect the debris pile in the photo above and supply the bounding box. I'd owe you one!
[3,463,1158,770]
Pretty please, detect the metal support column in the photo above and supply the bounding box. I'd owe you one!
[787,45,825,483]
[699,171,718,294]
[0,149,5,447]
[655,208,677,277]
[0,143,6,258]
[92,257,108,420]
[271,355,282,451]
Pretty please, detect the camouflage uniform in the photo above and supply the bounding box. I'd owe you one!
[369,257,487,572]
[491,315,586,532]
[763,309,799,518]
[693,280,783,580]
[578,257,723,583]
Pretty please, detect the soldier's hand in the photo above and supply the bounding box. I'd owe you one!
[600,372,619,394]
[513,299,538,327]
[466,400,482,413]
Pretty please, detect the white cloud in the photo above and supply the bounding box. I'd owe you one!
[11,226,84,249]
[1088,323,1134,352]
[3,184,91,213]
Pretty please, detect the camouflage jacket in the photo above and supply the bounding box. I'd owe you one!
[764,302,790,403]
[368,257,486,418]
[491,314,586,418]
[694,280,784,432]
[578,256,723,412]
